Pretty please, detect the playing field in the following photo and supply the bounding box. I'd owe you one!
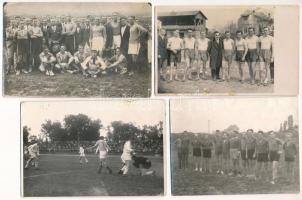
[158,62,273,94]
[23,154,164,196]
[171,151,300,195]
[4,70,151,97]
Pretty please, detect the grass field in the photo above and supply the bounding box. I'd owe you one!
[158,62,273,94]
[5,70,151,97]
[171,151,300,195]
[23,154,163,196]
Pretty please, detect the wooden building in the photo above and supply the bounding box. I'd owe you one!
[157,10,207,37]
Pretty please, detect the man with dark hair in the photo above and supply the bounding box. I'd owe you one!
[106,47,128,74]
[29,18,43,71]
[245,129,256,176]
[47,18,62,54]
[254,131,269,180]
[234,30,247,83]
[62,16,76,54]
[158,28,167,80]
[128,16,148,74]
[229,131,241,176]
[207,31,223,81]
[283,132,297,182]
[245,27,259,85]
[25,140,40,170]
[268,131,282,184]
[15,21,30,75]
[39,47,56,76]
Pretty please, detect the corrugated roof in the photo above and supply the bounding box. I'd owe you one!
[157,10,207,20]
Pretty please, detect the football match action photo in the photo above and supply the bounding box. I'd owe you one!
[21,100,165,196]
[170,97,299,195]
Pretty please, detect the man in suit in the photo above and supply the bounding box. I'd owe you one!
[120,17,130,72]
[207,31,223,81]
[82,19,91,47]
[157,28,167,80]
[74,19,83,51]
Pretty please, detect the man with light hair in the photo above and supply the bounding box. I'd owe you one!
[87,136,112,174]
[25,140,40,170]
[259,26,274,86]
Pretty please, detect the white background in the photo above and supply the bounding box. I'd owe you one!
[0,0,301,199]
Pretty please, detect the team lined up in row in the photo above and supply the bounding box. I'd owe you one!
[5,14,150,76]
[158,27,274,85]
[174,130,297,185]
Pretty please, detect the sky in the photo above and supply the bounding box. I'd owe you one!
[21,100,165,136]
[171,98,298,133]
[4,2,151,17]
[157,6,274,30]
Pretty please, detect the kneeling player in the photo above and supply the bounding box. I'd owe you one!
[81,50,107,78]
[25,140,40,169]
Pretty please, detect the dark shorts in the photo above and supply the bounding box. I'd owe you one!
[235,50,245,62]
[203,149,211,158]
[257,153,268,162]
[285,157,295,162]
[193,148,202,157]
[246,49,258,62]
[269,151,280,162]
[247,149,255,160]
[241,150,247,160]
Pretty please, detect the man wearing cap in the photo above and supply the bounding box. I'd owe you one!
[62,16,76,54]
[29,18,43,71]
[128,16,148,74]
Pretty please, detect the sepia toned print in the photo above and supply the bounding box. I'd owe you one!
[3,2,152,97]
[21,100,164,196]
[156,5,299,95]
[170,98,299,195]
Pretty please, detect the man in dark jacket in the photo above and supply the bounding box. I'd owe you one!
[158,28,167,79]
[120,17,130,70]
[207,31,223,81]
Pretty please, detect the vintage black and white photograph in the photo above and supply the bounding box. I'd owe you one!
[3,2,152,97]
[170,98,299,195]
[21,100,164,196]
[156,6,276,94]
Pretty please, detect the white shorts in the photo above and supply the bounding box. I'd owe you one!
[80,153,85,157]
[113,35,121,48]
[128,42,140,55]
[99,150,108,159]
[121,153,132,162]
[91,37,104,51]
[29,152,38,159]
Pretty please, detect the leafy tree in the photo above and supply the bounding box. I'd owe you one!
[63,114,102,143]
[41,120,67,141]
[23,126,31,145]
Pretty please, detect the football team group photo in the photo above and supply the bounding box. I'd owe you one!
[157,6,274,94]
[3,2,152,97]
[170,98,299,195]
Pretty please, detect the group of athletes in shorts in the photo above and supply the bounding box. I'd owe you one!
[174,129,297,185]
[24,136,156,177]
[158,27,273,85]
